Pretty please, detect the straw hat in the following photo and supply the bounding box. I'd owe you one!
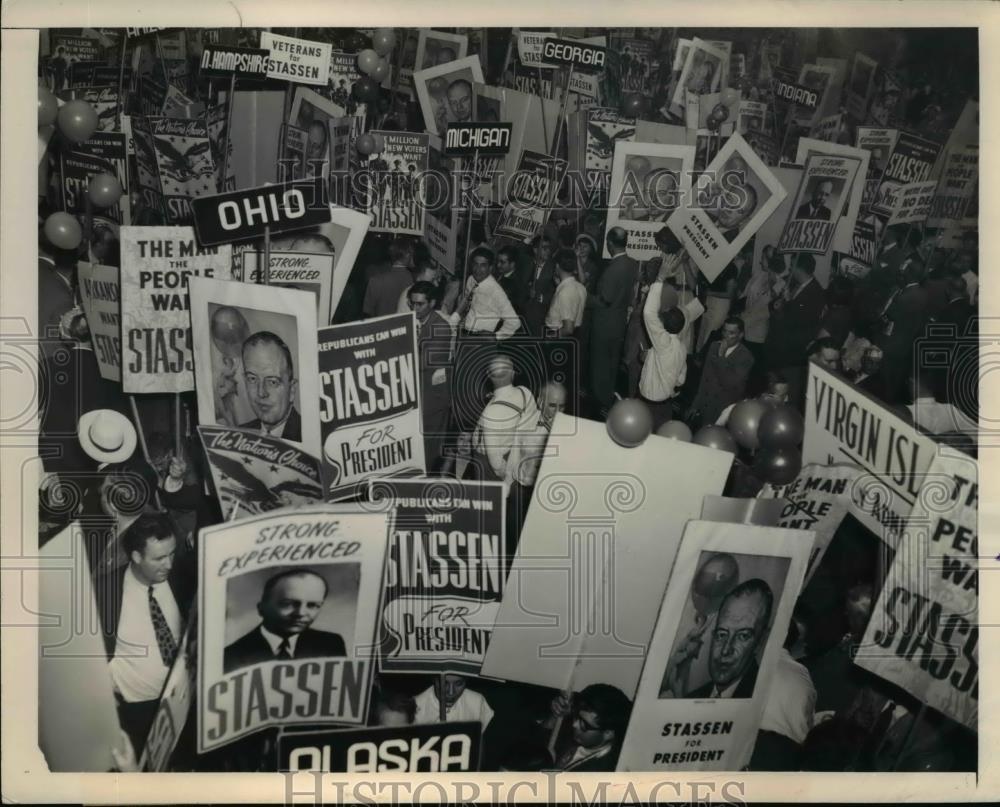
[77,409,137,465]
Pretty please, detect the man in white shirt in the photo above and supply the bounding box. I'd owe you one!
[453,247,521,340]
[907,373,978,437]
[471,355,539,490]
[545,249,588,337]
[413,674,494,728]
[98,513,192,756]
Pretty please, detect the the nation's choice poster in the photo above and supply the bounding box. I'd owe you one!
[803,361,938,547]
[197,506,390,752]
[318,313,425,501]
[856,448,978,732]
[188,277,322,451]
[493,150,567,242]
[667,132,787,283]
[363,131,429,236]
[777,152,862,256]
[76,262,122,382]
[870,130,941,217]
[368,479,505,675]
[278,721,482,773]
[147,116,218,225]
[197,425,324,521]
[605,141,695,261]
[757,463,863,583]
[120,226,232,393]
[580,107,636,204]
[616,520,811,772]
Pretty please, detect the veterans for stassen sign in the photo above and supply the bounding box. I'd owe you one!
[198,506,390,752]
[617,520,811,772]
[857,448,978,731]
[803,361,938,547]
[279,721,482,773]
[369,479,505,675]
[199,45,270,80]
[120,226,232,393]
[259,32,332,85]
[318,313,425,500]
[191,178,330,247]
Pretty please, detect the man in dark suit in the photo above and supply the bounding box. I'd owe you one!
[522,235,557,337]
[663,578,773,700]
[224,569,346,673]
[937,274,973,334]
[408,280,454,470]
[877,258,930,404]
[238,331,302,441]
[97,512,195,755]
[589,227,639,416]
[795,180,834,220]
[495,245,529,322]
[764,253,826,380]
[689,316,755,426]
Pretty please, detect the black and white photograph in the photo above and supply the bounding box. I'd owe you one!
[289,86,346,178]
[414,29,468,72]
[413,55,485,136]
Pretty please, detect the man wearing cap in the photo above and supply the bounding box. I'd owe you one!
[237,331,301,442]
[97,512,194,756]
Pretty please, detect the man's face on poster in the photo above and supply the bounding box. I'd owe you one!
[811,180,833,208]
[258,573,327,637]
[437,46,457,66]
[307,121,327,161]
[708,590,768,688]
[243,340,297,427]
[446,80,473,122]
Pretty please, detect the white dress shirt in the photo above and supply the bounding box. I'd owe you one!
[473,385,539,487]
[109,565,182,703]
[259,625,301,656]
[454,274,521,339]
[759,647,816,744]
[545,275,587,330]
[413,685,494,727]
[639,281,703,402]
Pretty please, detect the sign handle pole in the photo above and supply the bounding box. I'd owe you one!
[263,225,272,286]
[83,192,94,260]
[155,32,169,87]
[128,395,162,493]
[438,673,447,722]
[117,37,128,131]
[547,688,572,759]
[551,65,574,157]
[890,702,927,771]
[460,151,478,293]
[174,394,183,458]
[500,30,515,82]
[537,73,551,154]
[220,72,236,193]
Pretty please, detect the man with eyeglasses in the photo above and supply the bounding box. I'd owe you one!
[238,331,301,442]
[544,684,633,771]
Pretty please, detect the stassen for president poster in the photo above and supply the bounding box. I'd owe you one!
[856,448,978,732]
[318,313,425,501]
[368,479,505,675]
[793,137,869,255]
[870,130,941,217]
[492,149,567,243]
[363,131,429,237]
[120,227,232,393]
[776,152,862,256]
[197,506,390,753]
[617,520,811,772]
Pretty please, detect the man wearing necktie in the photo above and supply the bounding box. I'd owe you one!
[238,331,302,442]
[795,179,834,221]
[224,569,346,673]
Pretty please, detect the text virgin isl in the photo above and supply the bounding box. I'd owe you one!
[191,178,330,247]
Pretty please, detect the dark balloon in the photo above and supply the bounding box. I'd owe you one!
[757,403,805,449]
[38,87,58,126]
[621,92,648,118]
[754,446,803,486]
[43,212,83,250]
[56,99,98,144]
[606,398,653,448]
[692,552,740,614]
[727,399,769,450]
[656,419,692,442]
[693,424,738,454]
[353,77,381,103]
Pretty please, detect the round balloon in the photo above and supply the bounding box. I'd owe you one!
[371,58,390,82]
[210,306,250,358]
[355,133,376,156]
[757,403,805,449]
[656,420,692,442]
[621,93,647,117]
[43,212,83,250]
[371,133,386,154]
[691,552,740,614]
[57,99,99,144]
[606,398,653,448]
[710,103,730,122]
[346,32,369,52]
[353,76,381,103]
[357,48,381,75]
[692,424,738,454]
[38,87,59,126]
[427,76,449,98]
[720,87,740,107]
[727,399,769,450]
[373,28,396,56]
[754,446,802,486]
[87,173,123,209]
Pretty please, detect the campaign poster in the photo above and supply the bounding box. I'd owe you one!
[363,131,429,237]
[793,63,836,127]
[887,179,938,227]
[289,87,346,180]
[74,131,131,225]
[493,150,567,243]
[48,34,101,91]
[483,415,732,698]
[207,103,236,192]
[198,425,325,520]
[835,215,879,279]
[856,126,898,209]
[413,56,486,137]
[757,463,863,584]
[318,314,425,501]
[139,613,197,772]
[605,141,695,261]
[810,112,845,144]
[670,38,726,113]
[188,277,322,451]
[237,249,335,323]
[617,36,655,95]
[368,479,505,675]
[61,85,120,133]
[120,226,232,393]
[856,448,978,732]
[927,145,979,228]
[147,116,217,225]
[279,123,308,182]
[424,134,460,273]
[415,29,469,72]
[777,153,862,256]
[803,361,939,547]
[737,101,769,138]
[616,520,810,771]
[327,51,365,114]
[583,108,636,203]
[76,262,122,382]
[162,84,202,119]
[59,148,125,265]
[667,132,787,283]
[278,721,482,773]
[131,115,166,220]
[259,31,332,86]
[845,52,878,121]
[871,130,940,216]
[197,506,390,752]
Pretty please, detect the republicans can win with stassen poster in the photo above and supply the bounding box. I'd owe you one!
[318,313,426,500]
